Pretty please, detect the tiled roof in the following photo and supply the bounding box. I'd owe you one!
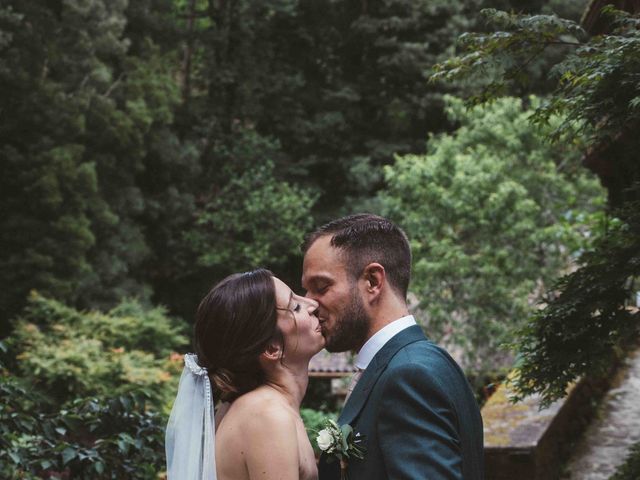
[309,350,357,374]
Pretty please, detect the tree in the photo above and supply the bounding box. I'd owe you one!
[0,0,575,328]
[380,96,604,376]
[187,131,316,274]
[0,0,184,323]
[178,0,515,218]
[433,7,640,405]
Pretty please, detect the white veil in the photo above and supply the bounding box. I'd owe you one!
[165,353,217,480]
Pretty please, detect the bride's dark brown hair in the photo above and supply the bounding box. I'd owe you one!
[194,268,282,402]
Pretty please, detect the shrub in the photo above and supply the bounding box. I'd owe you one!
[0,368,166,480]
[7,292,187,410]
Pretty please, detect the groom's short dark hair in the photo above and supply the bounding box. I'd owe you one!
[302,214,412,298]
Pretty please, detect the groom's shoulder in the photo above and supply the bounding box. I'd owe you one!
[378,341,472,410]
[387,339,465,381]
[396,338,457,365]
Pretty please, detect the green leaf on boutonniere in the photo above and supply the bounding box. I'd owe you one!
[340,424,352,454]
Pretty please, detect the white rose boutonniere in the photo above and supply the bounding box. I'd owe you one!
[315,419,366,480]
[317,428,334,451]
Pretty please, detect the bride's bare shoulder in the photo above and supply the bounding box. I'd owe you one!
[224,388,297,431]
[218,389,299,462]
[215,389,304,479]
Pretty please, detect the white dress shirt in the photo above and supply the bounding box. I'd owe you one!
[354,315,417,370]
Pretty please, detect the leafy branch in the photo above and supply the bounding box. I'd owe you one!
[432,8,640,144]
[432,6,640,405]
[509,195,640,407]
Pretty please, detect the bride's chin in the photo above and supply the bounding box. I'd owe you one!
[308,338,325,355]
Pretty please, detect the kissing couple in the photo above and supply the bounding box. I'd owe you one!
[166,214,484,480]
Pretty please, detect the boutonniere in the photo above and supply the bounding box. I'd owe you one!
[316,419,366,480]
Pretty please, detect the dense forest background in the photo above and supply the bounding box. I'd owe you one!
[0,0,591,328]
[5,0,633,478]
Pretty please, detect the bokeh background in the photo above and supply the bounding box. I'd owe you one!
[1,0,638,478]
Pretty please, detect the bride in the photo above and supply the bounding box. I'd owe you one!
[166,268,325,480]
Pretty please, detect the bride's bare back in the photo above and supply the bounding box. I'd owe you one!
[215,386,317,480]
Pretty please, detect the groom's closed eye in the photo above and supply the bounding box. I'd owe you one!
[306,284,328,296]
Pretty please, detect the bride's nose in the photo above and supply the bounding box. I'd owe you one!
[306,298,319,312]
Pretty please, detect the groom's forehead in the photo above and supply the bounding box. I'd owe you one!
[303,237,344,267]
[301,266,349,292]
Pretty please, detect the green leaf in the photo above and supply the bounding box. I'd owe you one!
[8,450,21,464]
[340,424,351,453]
[62,447,76,465]
[120,395,132,410]
[340,424,353,439]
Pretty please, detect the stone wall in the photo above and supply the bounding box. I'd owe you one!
[483,376,608,479]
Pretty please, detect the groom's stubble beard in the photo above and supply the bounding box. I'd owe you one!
[323,285,370,353]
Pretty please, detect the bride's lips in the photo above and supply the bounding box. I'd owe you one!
[317,319,329,335]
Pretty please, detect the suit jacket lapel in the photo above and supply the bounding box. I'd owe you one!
[338,325,426,425]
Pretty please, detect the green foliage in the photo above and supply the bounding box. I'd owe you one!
[0,0,186,320]
[177,0,515,218]
[433,9,587,104]
[511,197,640,406]
[381,96,604,373]
[1,0,607,416]
[304,377,343,412]
[433,6,640,404]
[4,2,614,475]
[542,0,590,22]
[7,292,186,410]
[611,440,640,480]
[0,371,165,480]
[187,131,316,274]
[0,0,571,325]
[433,8,640,148]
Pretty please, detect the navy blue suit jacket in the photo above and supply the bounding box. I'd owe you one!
[318,325,484,479]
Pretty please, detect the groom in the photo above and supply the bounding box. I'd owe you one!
[302,214,484,479]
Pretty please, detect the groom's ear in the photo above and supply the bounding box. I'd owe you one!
[362,263,385,300]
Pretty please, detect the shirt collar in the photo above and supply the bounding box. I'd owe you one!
[354,315,417,370]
